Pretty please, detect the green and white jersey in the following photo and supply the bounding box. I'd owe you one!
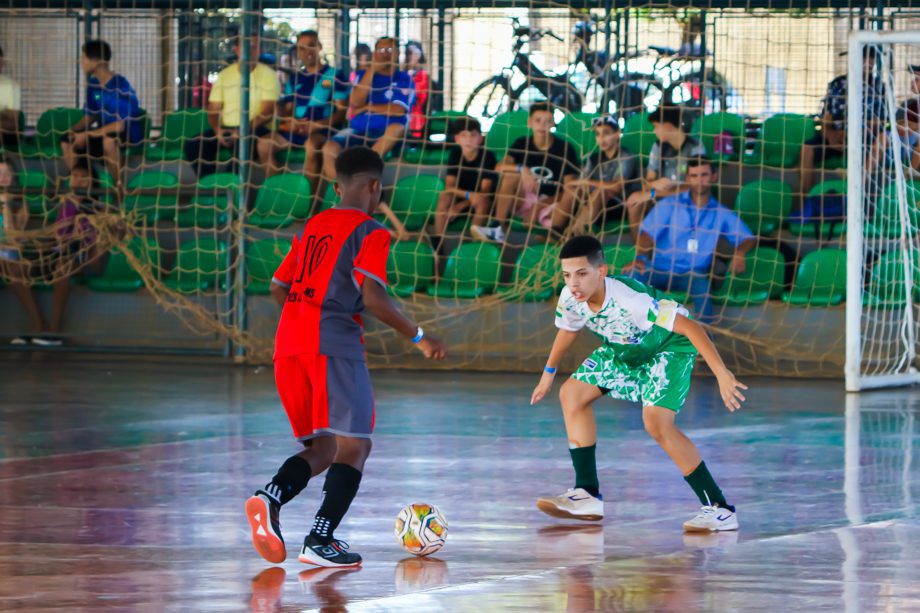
[555,275,697,366]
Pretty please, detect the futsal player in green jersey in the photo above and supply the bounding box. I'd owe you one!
[531,235,747,532]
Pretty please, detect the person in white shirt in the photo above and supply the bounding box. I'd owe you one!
[0,45,22,151]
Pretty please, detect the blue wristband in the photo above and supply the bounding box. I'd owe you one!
[636,254,649,263]
[649,188,656,200]
[544,366,557,374]
[411,327,425,343]
[465,191,471,200]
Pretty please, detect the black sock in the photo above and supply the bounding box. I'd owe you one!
[263,455,312,506]
[569,445,601,498]
[309,463,363,545]
[684,461,732,510]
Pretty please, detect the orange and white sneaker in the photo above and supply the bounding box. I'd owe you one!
[245,491,286,564]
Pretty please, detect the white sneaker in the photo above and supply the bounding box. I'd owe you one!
[536,488,604,521]
[682,505,739,532]
[470,225,506,243]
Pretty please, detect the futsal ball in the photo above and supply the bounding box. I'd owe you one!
[394,503,448,556]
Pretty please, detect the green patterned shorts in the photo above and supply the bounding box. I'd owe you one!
[571,346,697,412]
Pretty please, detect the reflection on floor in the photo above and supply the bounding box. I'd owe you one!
[1,360,918,611]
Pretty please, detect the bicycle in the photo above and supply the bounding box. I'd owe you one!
[463,18,583,121]
[463,18,665,122]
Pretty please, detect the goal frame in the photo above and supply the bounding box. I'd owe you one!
[845,29,920,392]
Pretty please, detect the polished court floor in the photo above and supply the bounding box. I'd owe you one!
[1,358,918,611]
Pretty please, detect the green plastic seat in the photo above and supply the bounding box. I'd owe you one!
[164,238,229,293]
[248,173,312,229]
[318,182,340,213]
[87,237,160,292]
[862,251,908,309]
[604,243,637,274]
[866,181,920,239]
[744,113,816,168]
[691,112,745,161]
[402,111,464,165]
[18,169,52,219]
[555,112,601,159]
[499,244,560,302]
[390,174,444,232]
[620,112,656,161]
[787,179,848,239]
[712,247,785,306]
[402,143,456,165]
[178,172,239,228]
[146,109,210,161]
[124,170,180,223]
[387,240,435,298]
[782,248,846,307]
[734,179,793,236]
[19,107,85,159]
[246,238,289,295]
[485,111,530,159]
[427,242,502,299]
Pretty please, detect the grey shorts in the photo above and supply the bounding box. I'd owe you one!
[274,353,375,440]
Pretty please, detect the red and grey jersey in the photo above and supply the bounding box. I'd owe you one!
[272,208,391,361]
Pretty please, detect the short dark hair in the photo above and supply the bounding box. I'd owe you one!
[529,102,555,117]
[82,39,112,62]
[353,43,372,58]
[298,30,319,40]
[687,156,715,171]
[650,105,683,129]
[335,147,384,183]
[406,40,426,65]
[560,235,605,267]
[448,116,482,137]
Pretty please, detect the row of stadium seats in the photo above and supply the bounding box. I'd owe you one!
[6,106,830,169]
[21,161,912,242]
[17,232,911,309]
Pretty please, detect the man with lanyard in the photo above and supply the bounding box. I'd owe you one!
[622,157,754,324]
[258,30,348,187]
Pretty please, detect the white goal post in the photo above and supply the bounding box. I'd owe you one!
[845,30,920,392]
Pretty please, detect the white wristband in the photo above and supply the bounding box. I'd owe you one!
[411,327,425,343]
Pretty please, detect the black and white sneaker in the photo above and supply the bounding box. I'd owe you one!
[298,534,362,568]
[245,491,286,563]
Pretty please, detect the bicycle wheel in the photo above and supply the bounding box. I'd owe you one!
[464,78,514,124]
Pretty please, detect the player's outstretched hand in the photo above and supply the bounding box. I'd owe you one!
[417,336,447,360]
[716,368,747,412]
[530,371,555,405]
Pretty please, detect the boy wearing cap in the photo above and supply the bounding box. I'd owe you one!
[552,115,640,235]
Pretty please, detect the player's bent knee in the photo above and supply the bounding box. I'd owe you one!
[559,379,592,412]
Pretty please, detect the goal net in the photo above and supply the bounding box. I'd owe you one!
[0,2,912,377]
[845,30,920,391]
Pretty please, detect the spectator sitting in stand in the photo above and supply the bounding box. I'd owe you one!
[621,157,755,324]
[321,36,414,181]
[624,105,706,240]
[184,33,280,178]
[61,40,144,185]
[0,45,22,152]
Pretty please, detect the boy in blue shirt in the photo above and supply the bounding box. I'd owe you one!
[258,30,348,188]
[62,40,143,185]
[321,36,413,180]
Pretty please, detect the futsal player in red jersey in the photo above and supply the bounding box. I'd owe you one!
[245,146,447,568]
